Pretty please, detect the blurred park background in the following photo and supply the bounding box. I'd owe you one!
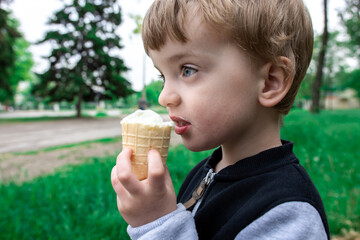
[0,0,359,239]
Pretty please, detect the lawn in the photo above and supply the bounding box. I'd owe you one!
[281,109,360,235]
[0,109,359,239]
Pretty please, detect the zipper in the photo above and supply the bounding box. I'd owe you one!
[183,169,214,210]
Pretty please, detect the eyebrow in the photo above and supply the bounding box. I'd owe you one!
[153,49,214,72]
[154,52,197,72]
[167,53,191,63]
[167,45,219,62]
[156,51,199,66]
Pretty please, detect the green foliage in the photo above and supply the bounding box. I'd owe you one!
[297,71,314,101]
[145,80,163,106]
[298,31,350,104]
[8,38,35,106]
[10,38,34,85]
[341,69,360,97]
[340,0,360,60]
[95,111,108,117]
[114,79,163,108]
[33,0,133,117]
[320,32,349,92]
[0,8,22,104]
[129,14,142,35]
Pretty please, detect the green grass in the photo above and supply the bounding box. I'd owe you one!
[0,115,118,124]
[0,144,210,240]
[13,137,120,155]
[0,109,359,238]
[281,109,360,235]
[0,155,129,240]
[0,116,77,124]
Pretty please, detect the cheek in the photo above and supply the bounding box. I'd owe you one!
[185,84,238,126]
[190,88,257,138]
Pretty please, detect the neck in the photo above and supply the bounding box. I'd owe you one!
[215,109,282,173]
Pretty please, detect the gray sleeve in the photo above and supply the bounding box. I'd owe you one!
[235,201,328,240]
[127,204,198,240]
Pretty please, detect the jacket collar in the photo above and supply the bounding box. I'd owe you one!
[205,140,298,180]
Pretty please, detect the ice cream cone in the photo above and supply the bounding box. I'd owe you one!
[121,122,172,180]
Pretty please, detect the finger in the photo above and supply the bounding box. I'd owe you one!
[163,165,176,195]
[111,165,118,188]
[116,147,132,165]
[116,195,122,213]
[111,165,127,196]
[116,148,142,194]
[163,165,173,185]
[147,149,166,191]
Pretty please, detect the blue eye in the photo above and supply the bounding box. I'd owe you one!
[183,66,197,77]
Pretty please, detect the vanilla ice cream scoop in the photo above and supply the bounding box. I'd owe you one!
[120,110,173,180]
[121,109,173,126]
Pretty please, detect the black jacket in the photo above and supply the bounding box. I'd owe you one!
[177,141,330,240]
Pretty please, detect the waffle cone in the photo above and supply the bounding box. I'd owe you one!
[121,122,172,180]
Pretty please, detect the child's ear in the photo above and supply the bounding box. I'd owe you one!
[258,56,294,108]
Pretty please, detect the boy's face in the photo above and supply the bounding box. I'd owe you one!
[149,15,265,152]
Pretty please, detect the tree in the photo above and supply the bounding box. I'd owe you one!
[12,38,34,86]
[340,0,360,64]
[33,0,132,117]
[145,80,163,107]
[339,68,360,97]
[0,7,22,105]
[311,0,329,113]
[9,38,35,106]
[297,32,340,105]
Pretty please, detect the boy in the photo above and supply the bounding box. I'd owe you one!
[111,0,330,239]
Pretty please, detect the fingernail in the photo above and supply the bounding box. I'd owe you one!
[148,149,159,155]
[123,147,132,153]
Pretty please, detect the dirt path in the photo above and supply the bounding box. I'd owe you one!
[0,118,122,153]
[0,116,182,183]
[0,141,122,183]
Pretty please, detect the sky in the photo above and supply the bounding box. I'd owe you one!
[8,0,346,91]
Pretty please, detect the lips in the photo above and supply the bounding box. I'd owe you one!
[170,116,191,135]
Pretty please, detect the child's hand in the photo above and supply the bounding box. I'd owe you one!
[111,148,177,227]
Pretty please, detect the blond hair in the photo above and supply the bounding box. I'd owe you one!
[142,0,313,115]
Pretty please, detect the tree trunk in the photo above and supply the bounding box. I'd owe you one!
[311,0,329,113]
[76,88,82,118]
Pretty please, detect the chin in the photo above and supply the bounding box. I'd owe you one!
[183,139,219,153]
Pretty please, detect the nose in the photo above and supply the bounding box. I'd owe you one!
[158,83,181,107]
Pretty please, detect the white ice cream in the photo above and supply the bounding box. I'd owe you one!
[120,109,173,126]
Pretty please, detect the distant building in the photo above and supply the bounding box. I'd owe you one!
[324,88,360,109]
